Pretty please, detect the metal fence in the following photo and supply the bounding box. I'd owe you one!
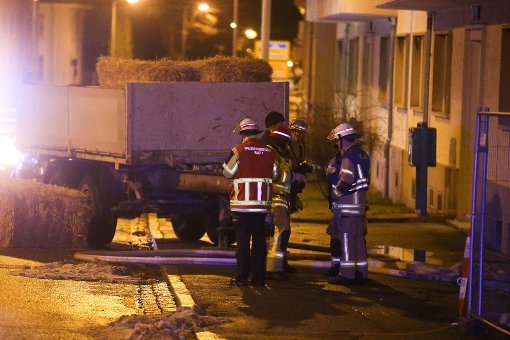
[468,110,510,335]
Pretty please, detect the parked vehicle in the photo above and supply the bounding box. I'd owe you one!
[15,82,289,247]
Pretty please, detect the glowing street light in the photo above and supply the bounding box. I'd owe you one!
[197,3,209,12]
[244,28,258,40]
[110,0,139,57]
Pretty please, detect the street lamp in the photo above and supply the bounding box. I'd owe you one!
[181,2,211,59]
[244,29,258,40]
[110,0,139,58]
[231,0,238,57]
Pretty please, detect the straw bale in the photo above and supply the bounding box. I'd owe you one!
[199,55,273,82]
[0,178,88,249]
[96,55,272,89]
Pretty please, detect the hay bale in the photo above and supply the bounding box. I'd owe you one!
[96,55,272,89]
[199,56,273,82]
[0,178,88,249]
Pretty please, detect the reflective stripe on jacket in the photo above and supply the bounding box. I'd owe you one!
[223,138,277,213]
[332,144,370,216]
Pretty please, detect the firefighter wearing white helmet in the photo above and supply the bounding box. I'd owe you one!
[265,125,294,281]
[288,118,312,217]
[223,117,278,287]
[326,122,370,285]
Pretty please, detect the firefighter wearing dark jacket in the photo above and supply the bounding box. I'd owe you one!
[223,117,277,287]
[325,151,342,277]
[265,126,293,281]
[326,123,370,285]
[288,118,312,214]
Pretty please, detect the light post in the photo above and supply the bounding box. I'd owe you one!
[260,0,271,60]
[110,0,139,58]
[181,2,210,59]
[231,0,238,57]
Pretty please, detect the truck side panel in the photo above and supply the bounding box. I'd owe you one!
[18,82,289,165]
[17,85,70,153]
[127,82,289,165]
[17,85,127,162]
[69,86,126,159]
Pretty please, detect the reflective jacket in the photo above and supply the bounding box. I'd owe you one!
[268,145,292,209]
[223,138,277,213]
[331,144,370,216]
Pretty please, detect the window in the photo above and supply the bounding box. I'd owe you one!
[410,35,424,109]
[411,178,416,199]
[348,38,359,95]
[379,37,390,103]
[432,33,452,116]
[500,28,510,112]
[394,36,409,107]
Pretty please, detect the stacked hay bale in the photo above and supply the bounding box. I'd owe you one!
[0,178,88,249]
[96,55,272,89]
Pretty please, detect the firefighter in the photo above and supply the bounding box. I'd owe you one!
[288,117,312,215]
[326,123,370,285]
[261,111,286,146]
[325,149,342,277]
[265,125,293,281]
[223,117,277,287]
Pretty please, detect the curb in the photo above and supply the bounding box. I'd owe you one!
[291,215,448,224]
[445,219,470,233]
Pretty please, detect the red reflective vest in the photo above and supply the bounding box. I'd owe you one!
[223,138,277,213]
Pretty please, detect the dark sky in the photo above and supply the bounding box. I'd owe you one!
[82,0,303,80]
[128,0,303,59]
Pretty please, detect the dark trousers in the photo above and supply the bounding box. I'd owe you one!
[233,212,267,284]
[332,213,368,280]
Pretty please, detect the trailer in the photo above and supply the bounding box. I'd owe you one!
[15,82,289,247]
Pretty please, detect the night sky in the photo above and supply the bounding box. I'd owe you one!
[83,0,303,64]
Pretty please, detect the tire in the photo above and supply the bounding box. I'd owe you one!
[79,166,123,247]
[205,212,235,246]
[171,215,206,241]
[45,159,81,188]
[46,166,68,187]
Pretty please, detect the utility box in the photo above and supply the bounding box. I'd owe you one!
[408,123,437,167]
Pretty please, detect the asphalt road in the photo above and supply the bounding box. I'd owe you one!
[0,215,495,339]
[160,219,478,339]
[0,248,139,339]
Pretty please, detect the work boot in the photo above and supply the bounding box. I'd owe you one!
[230,278,248,287]
[249,279,266,287]
[326,263,340,277]
[284,260,297,273]
[266,271,288,281]
[355,271,367,285]
[328,275,356,285]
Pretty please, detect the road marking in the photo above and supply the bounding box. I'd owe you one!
[147,213,225,340]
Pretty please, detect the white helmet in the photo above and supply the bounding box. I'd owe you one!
[327,123,362,140]
[289,118,309,133]
[236,117,262,134]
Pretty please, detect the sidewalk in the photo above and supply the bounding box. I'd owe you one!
[289,182,470,283]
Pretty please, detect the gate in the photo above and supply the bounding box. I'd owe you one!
[468,110,510,335]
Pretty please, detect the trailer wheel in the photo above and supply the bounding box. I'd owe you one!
[47,167,68,186]
[44,160,81,188]
[205,214,235,246]
[79,171,119,247]
[205,197,235,246]
[171,215,206,241]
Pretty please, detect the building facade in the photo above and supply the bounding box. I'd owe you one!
[303,0,510,220]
